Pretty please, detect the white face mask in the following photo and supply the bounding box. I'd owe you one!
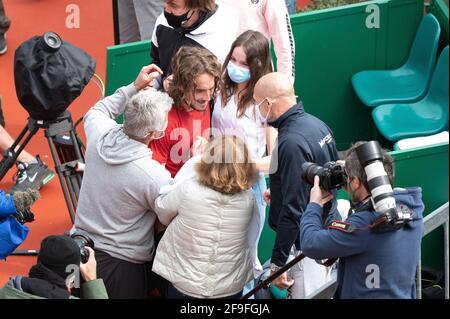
[256,98,272,126]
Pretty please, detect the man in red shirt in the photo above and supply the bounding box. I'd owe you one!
[150,46,221,177]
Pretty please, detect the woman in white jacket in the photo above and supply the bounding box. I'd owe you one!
[152,135,258,299]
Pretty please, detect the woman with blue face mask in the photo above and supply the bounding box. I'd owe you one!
[212,30,277,295]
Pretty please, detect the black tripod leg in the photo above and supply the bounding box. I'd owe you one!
[47,136,76,223]
[69,130,83,161]
[0,120,39,180]
[43,112,85,224]
[11,249,39,256]
[63,170,79,220]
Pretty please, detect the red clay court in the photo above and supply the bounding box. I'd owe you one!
[0,0,113,284]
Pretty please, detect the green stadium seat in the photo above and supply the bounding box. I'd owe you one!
[352,14,441,107]
[372,46,449,141]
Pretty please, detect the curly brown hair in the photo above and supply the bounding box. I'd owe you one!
[220,30,273,118]
[169,46,222,109]
[196,136,257,195]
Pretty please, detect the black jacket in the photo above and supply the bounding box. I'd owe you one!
[268,102,340,266]
[150,4,238,77]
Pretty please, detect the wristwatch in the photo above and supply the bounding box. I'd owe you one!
[270,263,283,273]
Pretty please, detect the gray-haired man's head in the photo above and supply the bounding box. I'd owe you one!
[123,89,173,142]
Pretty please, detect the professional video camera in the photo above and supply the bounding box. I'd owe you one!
[0,32,97,257]
[14,31,95,122]
[0,31,96,225]
[70,230,94,264]
[302,161,346,191]
[355,141,412,233]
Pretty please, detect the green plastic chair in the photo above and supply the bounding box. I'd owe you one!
[372,46,449,142]
[352,14,441,107]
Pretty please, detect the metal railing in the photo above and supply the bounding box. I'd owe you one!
[417,202,449,299]
[307,202,449,299]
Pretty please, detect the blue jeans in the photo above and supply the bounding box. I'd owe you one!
[244,174,267,298]
[251,173,267,242]
[285,0,297,15]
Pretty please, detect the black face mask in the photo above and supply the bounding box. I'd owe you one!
[164,9,192,29]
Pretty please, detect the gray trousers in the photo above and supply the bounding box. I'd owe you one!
[118,0,164,44]
[0,0,11,35]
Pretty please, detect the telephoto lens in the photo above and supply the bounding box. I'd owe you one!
[70,230,94,263]
[302,162,346,191]
[355,141,396,215]
[302,162,324,186]
[355,141,411,232]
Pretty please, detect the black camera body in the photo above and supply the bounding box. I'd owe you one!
[70,230,94,264]
[302,162,346,191]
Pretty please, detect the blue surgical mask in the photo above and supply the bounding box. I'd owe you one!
[227,61,251,84]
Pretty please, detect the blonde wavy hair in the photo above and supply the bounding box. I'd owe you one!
[196,136,257,195]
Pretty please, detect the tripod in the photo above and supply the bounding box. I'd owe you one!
[0,111,84,254]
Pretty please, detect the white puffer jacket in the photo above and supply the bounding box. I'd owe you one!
[153,178,255,298]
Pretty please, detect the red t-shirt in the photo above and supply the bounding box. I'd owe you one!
[150,105,211,177]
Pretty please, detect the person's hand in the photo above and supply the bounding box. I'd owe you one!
[263,189,271,205]
[163,74,174,92]
[310,176,334,207]
[191,136,208,157]
[79,247,97,282]
[271,270,294,290]
[134,64,163,91]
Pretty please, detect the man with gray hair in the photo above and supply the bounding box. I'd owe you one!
[72,64,173,299]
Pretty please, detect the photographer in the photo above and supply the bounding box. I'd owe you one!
[0,189,39,259]
[0,235,108,299]
[300,142,424,299]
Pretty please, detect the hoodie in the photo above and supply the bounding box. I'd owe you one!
[300,187,425,299]
[72,83,172,264]
[151,3,238,76]
[218,0,296,82]
[0,276,108,299]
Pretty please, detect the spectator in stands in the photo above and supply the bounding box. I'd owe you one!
[151,0,238,84]
[219,0,296,82]
[72,64,173,299]
[255,72,340,298]
[212,30,276,283]
[117,0,164,43]
[152,135,258,299]
[150,46,221,177]
[0,235,108,299]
